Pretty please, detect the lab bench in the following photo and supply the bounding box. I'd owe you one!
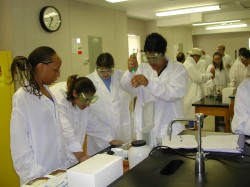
[192,97,230,132]
[108,130,250,187]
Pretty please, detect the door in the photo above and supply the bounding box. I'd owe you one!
[88,36,102,73]
[0,51,19,186]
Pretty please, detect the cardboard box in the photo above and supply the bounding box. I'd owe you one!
[67,154,123,187]
[22,169,68,187]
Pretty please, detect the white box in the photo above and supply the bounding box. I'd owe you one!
[222,87,236,104]
[67,154,123,187]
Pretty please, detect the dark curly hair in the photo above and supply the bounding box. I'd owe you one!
[96,53,114,68]
[212,52,224,71]
[10,46,56,97]
[66,74,96,103]
[144,33,167,55]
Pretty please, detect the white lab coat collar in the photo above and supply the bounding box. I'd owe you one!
[92,70,112,94]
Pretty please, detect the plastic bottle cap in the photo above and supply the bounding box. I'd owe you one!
[131,140,146,147]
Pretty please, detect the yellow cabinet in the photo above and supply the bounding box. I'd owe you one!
[0,51,19,186]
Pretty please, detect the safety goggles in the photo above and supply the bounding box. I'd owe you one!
[78,93,98,104]
[141,52,165,63]
[96,67,114,75]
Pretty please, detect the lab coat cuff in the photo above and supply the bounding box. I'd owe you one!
[146,80,153,90]
[124,70,134,79]
[69,142,83,152]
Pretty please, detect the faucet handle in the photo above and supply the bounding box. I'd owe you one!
[195,113,204,128]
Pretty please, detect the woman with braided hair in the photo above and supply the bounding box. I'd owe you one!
[10,46,69,184]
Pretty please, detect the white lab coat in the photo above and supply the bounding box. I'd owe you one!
[206,64,229,87]
[222,53,233,76]
[232,78,250,135]
[197,58,210,95]
[200,54,212,69]
[120,59,188,146]
[87,70,131,154]
[10,85,68,184]
[50,82,113,160]
[228,57,250,88]
[183,56,213,118]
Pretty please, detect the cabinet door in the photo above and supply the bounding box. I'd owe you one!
[0,51,19,186]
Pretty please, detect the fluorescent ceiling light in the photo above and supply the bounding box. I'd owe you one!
[206,24,247,30]
[156,5,220,17]
[105,0,128,3]
[193,20,241,26]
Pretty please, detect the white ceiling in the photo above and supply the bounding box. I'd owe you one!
[76,0,249,20]
[77,0,250,34]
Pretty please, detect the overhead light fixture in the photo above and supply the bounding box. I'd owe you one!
[193,20,241,26]
[156,5,220,17]
[206,24,247,30]
[105,0,128,3]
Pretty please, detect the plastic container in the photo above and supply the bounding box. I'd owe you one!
[128,140,151,169]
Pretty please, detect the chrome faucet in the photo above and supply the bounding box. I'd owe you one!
[168,113,205,174]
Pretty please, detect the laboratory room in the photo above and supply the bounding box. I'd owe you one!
[1,0,250,186]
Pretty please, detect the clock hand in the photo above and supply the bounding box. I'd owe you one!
[49,17,54,28]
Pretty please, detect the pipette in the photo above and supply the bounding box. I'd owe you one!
[131,49,137,73]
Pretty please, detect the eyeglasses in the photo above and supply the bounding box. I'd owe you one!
[78,93,98,104]
[141,52,165,63]
[97,67,114,75]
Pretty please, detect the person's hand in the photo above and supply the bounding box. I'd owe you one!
[128,55,138,72]
[109,139,124,146]
[74,151,88,162]
[131,74,149,88]
[210,67,215,79]
[79,155,90,162]
[226,63,231,69]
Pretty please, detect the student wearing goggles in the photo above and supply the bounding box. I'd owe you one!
[141,52,165,64]
[96,67,114,78]
[229,48,250,88]
[86,53,131,155]
[77,92,98,105]
[50,74,117,166]
[121,33,188,147]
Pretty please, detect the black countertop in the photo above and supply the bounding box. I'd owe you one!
[229,94,235,99]
[109,131,250,187]
[192,97,229,107]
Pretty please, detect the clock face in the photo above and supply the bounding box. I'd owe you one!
[39,6,61,32]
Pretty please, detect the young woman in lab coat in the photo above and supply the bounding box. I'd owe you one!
[206,52,229,89]
[10,46,69,184]
[87,53,130,155]
[206,52,229,131]
[50,75,114,164]
[121,33,188,147]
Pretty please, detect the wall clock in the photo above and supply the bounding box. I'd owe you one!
[39,6,61,32]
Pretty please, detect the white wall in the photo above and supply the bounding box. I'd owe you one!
[158,26,193,61]
[193,32,250,60]
[0,0,129,83]
[1,0,250,84]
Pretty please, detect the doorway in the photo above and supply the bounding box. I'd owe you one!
[128,35,142,64]
[88,36,103,73]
